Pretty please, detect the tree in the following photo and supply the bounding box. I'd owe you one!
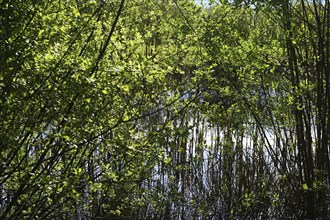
[1,0,329,219]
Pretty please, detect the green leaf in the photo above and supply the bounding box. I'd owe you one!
[302,183,308,190]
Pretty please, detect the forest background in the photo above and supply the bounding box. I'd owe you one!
[1,0,330,219]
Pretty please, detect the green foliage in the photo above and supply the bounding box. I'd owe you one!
[1,0,329,219]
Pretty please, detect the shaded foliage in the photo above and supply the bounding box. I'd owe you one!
[1,0,329,219]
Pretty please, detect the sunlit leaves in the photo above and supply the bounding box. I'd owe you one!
[3,0,329,219]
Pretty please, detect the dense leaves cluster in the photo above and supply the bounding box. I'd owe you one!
[1,0,329,219]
